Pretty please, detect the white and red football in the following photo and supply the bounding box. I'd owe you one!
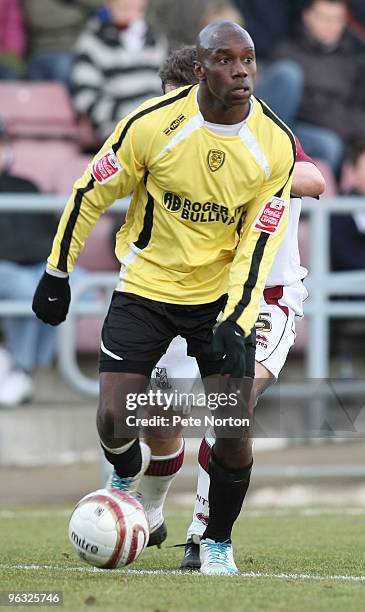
[68,488,149,568]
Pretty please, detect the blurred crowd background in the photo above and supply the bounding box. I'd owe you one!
[0,0,365,407]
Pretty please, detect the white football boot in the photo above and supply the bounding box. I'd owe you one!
[107,441,151,494]
[200,539,238,575]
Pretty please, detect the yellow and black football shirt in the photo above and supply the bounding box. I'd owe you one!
[48,85,295,336]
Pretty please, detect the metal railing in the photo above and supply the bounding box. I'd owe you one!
[1,194,365,405]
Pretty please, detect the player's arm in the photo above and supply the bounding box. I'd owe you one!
[226,176,292,336]
[48,125,145,275]
[32,112,146,325]
[291,136,326,198]
[213,146,295,377]
[292,162,326,198]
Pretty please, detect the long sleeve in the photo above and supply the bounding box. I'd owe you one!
[223,161,294,336]
[48,111,146,273]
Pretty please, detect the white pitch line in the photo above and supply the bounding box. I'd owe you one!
[0,564,364,583]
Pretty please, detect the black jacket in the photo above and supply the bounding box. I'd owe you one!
[331,192,365,271]
[0,174,58,265]
[233,0,305,60]
[274,27,365,142]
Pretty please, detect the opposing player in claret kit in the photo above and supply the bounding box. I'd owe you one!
[139,45,326,570]
[33,21,300,575]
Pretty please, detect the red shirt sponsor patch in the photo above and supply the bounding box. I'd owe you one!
[254,197,286,234]
[92,148,122,184]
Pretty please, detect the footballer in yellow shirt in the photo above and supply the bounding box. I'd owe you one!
[48,73,294,338]
[33,21,295,573]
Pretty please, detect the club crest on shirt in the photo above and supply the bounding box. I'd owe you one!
[207,149,225,172]
[153,367,172,390]
[256,312,272,333]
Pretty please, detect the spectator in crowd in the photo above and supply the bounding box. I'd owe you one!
[71,0,167,141]
[147,0,242,51]
[0,0,26,79]
[202,0,243,28]
[148,0,308,134]
[273,0,365,173]
[233,0,305,62]
[346,0,365,51]
[331,140,365,271]
[21,0,101,85]
[0,124,93,406]
[0,124,58,405]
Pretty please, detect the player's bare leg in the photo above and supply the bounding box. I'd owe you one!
[97,372,152,493]
[145,437,182,457]
[136,333,200,545]
[253,362,276,401]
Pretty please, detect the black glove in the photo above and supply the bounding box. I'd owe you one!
[213,320,246,378]
[32,271,71,326]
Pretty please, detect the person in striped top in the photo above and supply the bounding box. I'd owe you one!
[71,0,167,140]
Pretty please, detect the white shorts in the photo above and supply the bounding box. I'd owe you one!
[256,281,307,379]
[151,281,308,386]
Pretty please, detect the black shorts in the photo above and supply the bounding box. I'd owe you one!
[99,291,256,378]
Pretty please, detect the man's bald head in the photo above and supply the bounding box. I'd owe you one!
[194,19,256,120]
[196,21,254,64]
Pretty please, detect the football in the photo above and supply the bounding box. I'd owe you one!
[68,488,149,569]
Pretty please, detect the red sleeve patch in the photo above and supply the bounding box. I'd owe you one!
[92,148,122,184]
[253,197,286,234]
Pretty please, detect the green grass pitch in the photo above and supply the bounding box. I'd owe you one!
[1,506,364,612]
